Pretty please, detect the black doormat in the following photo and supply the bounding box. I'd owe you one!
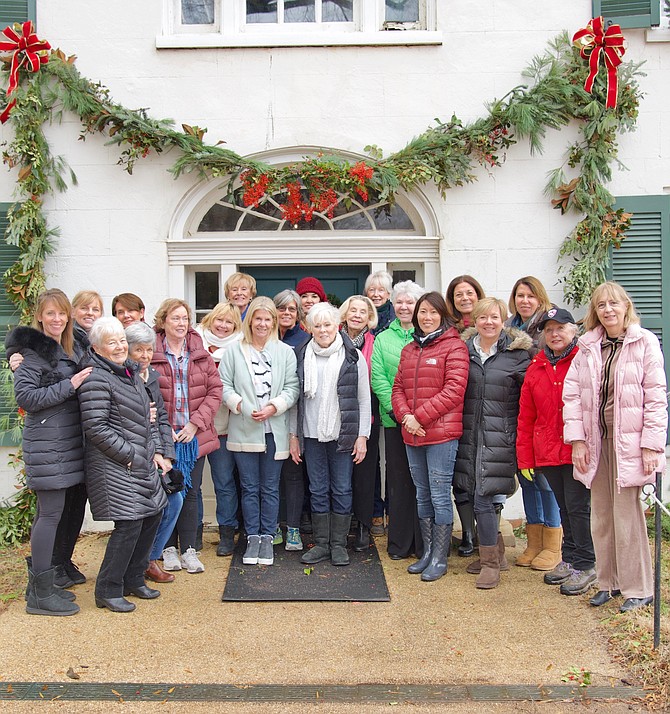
[222,532,390,602]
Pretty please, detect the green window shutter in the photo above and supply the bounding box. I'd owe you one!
[0,1,35,27]
[592,1,661,28]
[0,204,21,446]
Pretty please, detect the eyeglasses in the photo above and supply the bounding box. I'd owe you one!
[277,306,297,313]
[168,316,189,324]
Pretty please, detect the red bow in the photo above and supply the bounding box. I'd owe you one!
[0,21,51,123]
[572,17,626,109]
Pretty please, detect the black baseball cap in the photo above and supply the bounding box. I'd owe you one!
[538,307,575,331]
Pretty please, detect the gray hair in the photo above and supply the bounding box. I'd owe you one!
[306,302,341,330]
[391,280,424,303]
[544,321,580,338]
[125,321,157,349]
[365,270,393,295]
[274,289,304,323]
[88,316,125,347]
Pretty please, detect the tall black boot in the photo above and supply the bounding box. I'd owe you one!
[421,523,452,582]
[26,568,79,616]
[301,513,330,564]
[456,501,476,557]
[353,521,370,552]
[408,518,433,574]
[330,513,352,566]
[217,525,235,557]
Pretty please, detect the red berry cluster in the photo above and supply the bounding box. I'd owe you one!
[348,161,374,202]
[241,170,270,208]
[279,182,314,225]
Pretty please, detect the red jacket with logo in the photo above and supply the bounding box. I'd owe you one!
[391,328,469,446]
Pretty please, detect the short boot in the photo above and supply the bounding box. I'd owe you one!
[475,544,500,589]
[456,501,476,557]
[352,522,370,552]
[145,560,175,583]
[53,563,76,589]
[26,568,79,616]
[466,533,509,574]
[330,513,352,566]
[421,523,452,582]
[301,512,331,564]
[25,557,75,601]
[515,523,544,567]
[217,525,235,557]
[531,526,563,571]
[408,518,433,574]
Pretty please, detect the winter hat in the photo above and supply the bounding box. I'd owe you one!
[296,277,326,302]
[537,307,575,331]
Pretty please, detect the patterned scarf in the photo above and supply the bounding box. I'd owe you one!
[544,337,578,366]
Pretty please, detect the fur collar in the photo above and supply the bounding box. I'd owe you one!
[461,326,533,352]
[4,326,63,367]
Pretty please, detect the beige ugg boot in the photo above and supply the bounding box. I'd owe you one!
[515,523,544,567]
[531,526,563,571]
[475,545,500,589]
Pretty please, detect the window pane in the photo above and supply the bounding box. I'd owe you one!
[247,0,278,23]
[323,1,354,22]
[182,0,215,24]
[385,0,419,22]
[285,0,316,23]
[373,204,414,230]
[198,204,242,232]
[195,272,220,313]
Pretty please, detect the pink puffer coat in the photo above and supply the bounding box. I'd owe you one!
[562,323,667,488]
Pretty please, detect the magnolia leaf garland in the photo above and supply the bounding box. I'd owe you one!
[0,20,643,322]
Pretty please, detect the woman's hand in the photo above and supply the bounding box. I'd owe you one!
[252,404,277,422]
[571,440,589,474]
[175,421,197,443]
[402,414,426,437]
[149,401,157,424]
[289,435,302,464]
[70,367,93,389]
[641,447,661,477]
[352,436,367,464]
[9,353,23,371]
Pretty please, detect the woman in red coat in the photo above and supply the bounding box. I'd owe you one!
[392,292,469,581]
[516,307,595,596]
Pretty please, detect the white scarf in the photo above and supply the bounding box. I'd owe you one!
[304,333,344,442]
[196,325,242,363]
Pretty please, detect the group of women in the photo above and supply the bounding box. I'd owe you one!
[9,270,665,615]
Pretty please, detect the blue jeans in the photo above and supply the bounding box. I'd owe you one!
[519,470,561,528]
[233,433,284,536]
[405,440,458,525]
[303,439,354,515]
[149,490,185,560]
[208,436,239,528]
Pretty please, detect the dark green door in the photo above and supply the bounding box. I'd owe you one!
[240,264,370,306]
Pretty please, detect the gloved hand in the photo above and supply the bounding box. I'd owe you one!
[520,468,535,482]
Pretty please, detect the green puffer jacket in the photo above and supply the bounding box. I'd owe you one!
[371,318,415,428]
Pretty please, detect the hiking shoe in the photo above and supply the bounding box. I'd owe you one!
[272,525,283,546]
[370,516,385,536]
[180,547,205,574]
[285,527,303,551]
[559,568,597,596]
[162,546,182,571]
[258,534,274,566]
[243,535,261,565]
[544,560,573,585]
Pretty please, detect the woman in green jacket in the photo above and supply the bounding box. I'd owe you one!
[371,280,425,559]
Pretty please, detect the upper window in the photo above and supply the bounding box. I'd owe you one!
[159,0,440,48]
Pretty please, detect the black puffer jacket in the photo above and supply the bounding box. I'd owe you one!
[6,326,86,491]
[454,328,533,497]
[78,352,167,521]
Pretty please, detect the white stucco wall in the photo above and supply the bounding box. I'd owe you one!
[1,1,668,516]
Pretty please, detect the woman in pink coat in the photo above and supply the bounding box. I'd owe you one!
[563,282,667,612]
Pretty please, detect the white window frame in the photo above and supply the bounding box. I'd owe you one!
[157,0,441,48]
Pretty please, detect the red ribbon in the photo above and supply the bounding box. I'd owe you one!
[572,16,626,109]
[0,21,51,123]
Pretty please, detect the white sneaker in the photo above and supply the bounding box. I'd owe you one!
[162,546,182,571]
[180,547,205,574]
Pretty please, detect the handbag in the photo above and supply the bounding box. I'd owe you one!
[159,466,184,495]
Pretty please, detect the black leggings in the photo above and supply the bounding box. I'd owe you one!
[31,489,67,574]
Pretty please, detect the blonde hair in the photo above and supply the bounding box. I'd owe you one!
[154,299,192,331]
[242,297,278,344]
[200,302,242,333]
[72,290,103,315]
[33,289,75,357]
[583,281,640,332]
[224,272,257,300]
[472,296,508,323]
[339,295,379,331]
[508,276,551,317]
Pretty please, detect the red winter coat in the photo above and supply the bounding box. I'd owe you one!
[516,346,576,469]
[151,328,222,458]
[392,328,469,446]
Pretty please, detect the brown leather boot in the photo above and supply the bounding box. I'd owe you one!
[466,533,509,574]
[531,526,563,571]
[515,523,544,567]
[145,560,175,583]
[475,545,500,589]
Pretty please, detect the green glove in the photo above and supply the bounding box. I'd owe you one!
[520,468,535,482]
